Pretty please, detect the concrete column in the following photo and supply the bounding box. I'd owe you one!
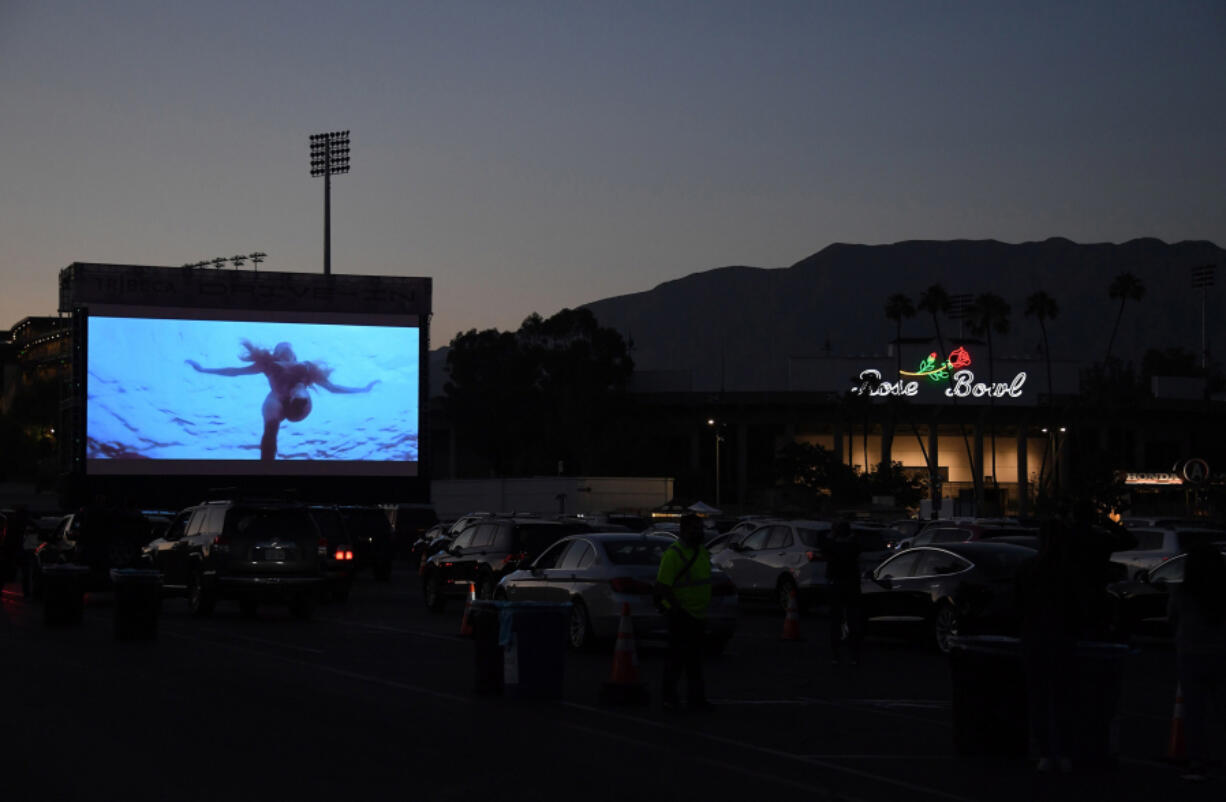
[1016,423,1029,517]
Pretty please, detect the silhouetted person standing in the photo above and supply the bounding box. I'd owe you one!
[655,514,714,712]
[1167,544,1226,782]
[820,520,863,666]
[1016,520,1078,773]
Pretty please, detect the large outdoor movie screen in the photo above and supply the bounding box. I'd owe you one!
[86,310,420,476]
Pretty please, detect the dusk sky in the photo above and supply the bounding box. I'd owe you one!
[3,1,1224,347]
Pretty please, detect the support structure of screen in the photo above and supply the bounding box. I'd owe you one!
[85,308,420,477]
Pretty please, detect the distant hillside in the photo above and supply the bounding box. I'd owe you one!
[430,238,1226,395]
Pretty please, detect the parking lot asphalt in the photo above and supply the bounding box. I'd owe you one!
[1,565,1220,802]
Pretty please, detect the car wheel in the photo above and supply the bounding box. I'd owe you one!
[423,572,445,613]
[568,598,594,651]
[188,571,215,617]
[777,575,799,614]
[933,602,958,654]
[239,598,259,618]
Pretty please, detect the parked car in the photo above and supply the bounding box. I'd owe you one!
[421,517,586,610]
[1112,527,1225,578]
[1106,547,1226,639]
[496,532,739,653]
[31,507,154,594]
[142,499,323,618]
[307,505,357,601]
[712,520,890,611]
[409,522,453,573]
[896,520,1034,550]
[339,505,396,580]
[388,503,439,560]
[860,542,1034,653]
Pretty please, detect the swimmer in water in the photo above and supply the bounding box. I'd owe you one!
[186,340,378,461]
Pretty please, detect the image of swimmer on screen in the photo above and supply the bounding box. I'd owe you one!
[186,339,379,461]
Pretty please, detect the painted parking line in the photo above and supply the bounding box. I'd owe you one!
[799,696,954,728]
[316,616,466,643]
[561,701,981,802]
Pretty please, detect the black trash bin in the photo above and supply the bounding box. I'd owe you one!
[41,564,90,627]
[947,635,1028,756]
[110,568,163,641]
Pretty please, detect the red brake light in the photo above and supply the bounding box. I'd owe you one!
[609,577,653,594]
[213,534,230,547]
[805,550,824,562]
[502,552,526,567]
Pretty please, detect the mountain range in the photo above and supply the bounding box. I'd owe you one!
[432,238,1226,395]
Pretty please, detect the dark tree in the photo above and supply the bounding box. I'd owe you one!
[444,309,634,476]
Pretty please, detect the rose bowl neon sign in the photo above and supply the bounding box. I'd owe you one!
[851,347,1027,399]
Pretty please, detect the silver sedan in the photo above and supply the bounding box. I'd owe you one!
[496,533,739,653]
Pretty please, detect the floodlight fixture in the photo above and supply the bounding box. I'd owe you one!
[1192,264,1217,369]
[310,129,350,276]
[249,251,266,271]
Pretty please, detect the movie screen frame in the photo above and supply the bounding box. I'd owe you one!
[84,305,421,477]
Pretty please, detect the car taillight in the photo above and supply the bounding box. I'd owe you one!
[334,549,354,561]
[805,551,825,562]
[502,552,526,567]
[609,577,654,594]
[213,534,230,551]
[712,576,737,596]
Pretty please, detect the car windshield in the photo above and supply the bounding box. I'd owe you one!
[310,508,347,543]
[231,507,313,541]
[603,539,670,565]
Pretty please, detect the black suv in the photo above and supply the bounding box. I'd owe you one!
[421,517,584,610]
[308,505,357,602]
[338,506,395,581]
[143,500,323,618]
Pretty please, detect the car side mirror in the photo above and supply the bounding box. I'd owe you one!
[875,575,894,589]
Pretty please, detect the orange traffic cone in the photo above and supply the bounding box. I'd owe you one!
[780,590,803,641]
[1167,683,1186,763]
[599,603,649,705]
[459,582,476,637]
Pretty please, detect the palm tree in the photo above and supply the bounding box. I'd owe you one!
[884,293,916,379]
[1025,290,1059,495]
[917,284,981,508]
[917,284,951,356]
[967,293,1011,494]
[1104,272,1146,368]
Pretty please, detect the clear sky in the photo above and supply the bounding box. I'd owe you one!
[2,1,1224,347]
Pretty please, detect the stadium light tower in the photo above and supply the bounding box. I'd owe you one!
[310,130,350,276]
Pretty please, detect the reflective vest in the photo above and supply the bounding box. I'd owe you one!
[656,541,712,619]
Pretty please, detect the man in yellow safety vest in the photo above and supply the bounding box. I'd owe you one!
[654,513,714,712]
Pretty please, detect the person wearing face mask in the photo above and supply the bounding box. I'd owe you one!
[654,513,714,712]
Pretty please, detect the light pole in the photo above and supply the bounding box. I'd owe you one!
[310,130,350,276]
[707,418,723,508]
[1192,265,1216,372]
